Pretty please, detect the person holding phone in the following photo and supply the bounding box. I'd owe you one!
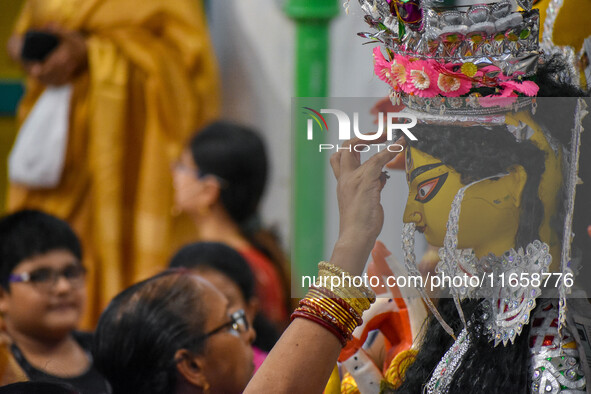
[8,27,86,86]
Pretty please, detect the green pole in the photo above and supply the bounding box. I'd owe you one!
[284,0,339,288]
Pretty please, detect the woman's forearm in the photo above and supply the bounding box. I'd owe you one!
[245,137,399,392]
[244,318,341,393]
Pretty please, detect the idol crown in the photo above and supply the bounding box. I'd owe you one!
[359,0,542,116]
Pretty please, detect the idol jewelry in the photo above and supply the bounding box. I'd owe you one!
[437,174,551,346]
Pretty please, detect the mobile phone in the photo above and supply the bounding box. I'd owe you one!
[20,30,60,62]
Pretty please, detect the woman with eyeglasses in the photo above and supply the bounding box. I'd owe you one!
[169,242,280,369]
[0,210,111,393]
[171,122,292,332]
[92,270,255,394]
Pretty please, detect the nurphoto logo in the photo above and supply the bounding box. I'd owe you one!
[302,107,417,153]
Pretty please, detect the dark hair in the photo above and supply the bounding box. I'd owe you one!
[92,270,208,394]
[189,121,267,225]
[394,298,532,393]
[169,242,280,351]
[189,122,292,315]
[0,382,79,394]
[169,242,255,301]
[0,210,82,290]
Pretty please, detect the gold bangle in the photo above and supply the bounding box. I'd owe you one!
[312,298,357,333]
[301,299,356,335]
[318,261,376,301]
[307,288,363,324]
[326,286,371,316]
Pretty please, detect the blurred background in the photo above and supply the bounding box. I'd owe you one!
[0,0,412,282]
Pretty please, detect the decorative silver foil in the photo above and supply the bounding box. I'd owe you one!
[529,300,586,393]
[557,99,588,350]
[358,0,540,78]
[398,93,535,118]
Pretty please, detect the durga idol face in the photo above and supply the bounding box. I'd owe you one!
[402,147,527,257]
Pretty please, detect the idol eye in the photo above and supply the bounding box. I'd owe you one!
[418,183,431,197]
[415,173,448,203]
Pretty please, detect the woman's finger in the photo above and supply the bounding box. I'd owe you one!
[339,137,362,175]
[339,132,393,175]
[364,137,406,173]
[330,151,341,178]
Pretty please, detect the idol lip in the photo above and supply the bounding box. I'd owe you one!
[416,225,427,233]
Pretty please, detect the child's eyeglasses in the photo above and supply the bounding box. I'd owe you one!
[9,265,86,292]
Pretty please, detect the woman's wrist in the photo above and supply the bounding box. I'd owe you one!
[330,234,374,276]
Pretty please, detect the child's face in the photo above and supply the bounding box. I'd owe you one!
[0,249,87,340]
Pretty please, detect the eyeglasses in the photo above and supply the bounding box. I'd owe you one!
[9,265,86,292]
[197,309,249,342]
[170,161,229,188]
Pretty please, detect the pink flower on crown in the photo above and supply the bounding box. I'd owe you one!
[480,84,517,107]
[389,55,409,87]
[437,71,472,97]
[479,95,517,108]
[500,80,539,96]
[373,48,408,90]
[373,47,391,82]
[437,74,472,97]
[404,60,440,98]
[480,79,539,107]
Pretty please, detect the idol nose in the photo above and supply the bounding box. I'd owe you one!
[403,200,423,224]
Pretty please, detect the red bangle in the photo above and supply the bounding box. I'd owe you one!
[310,286,363,323]
[291,310,347,346]
[298,299,355,335]
[307,298,357,333]
[309,287,363,325]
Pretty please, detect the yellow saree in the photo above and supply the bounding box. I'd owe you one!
[8,0,219,328]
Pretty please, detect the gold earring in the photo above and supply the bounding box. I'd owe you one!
[202,381,210,394]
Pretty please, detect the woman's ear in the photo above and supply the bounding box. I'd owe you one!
[245,297,259,322]
[174,349,208,390]
[200,176,222,208]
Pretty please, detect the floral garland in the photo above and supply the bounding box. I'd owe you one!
[373,47,539,107]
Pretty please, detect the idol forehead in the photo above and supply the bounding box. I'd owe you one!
[406,147,445,183]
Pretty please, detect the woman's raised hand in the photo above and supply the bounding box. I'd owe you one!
[329,134,404,275]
